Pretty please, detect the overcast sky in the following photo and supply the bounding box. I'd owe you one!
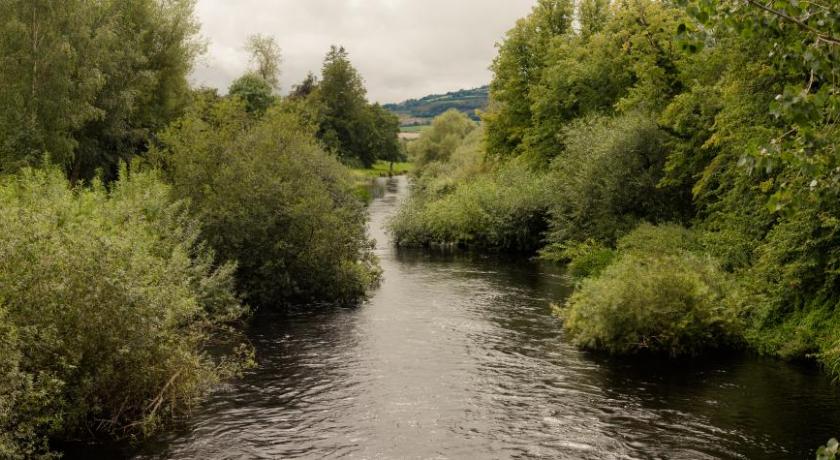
[190,0,535,104]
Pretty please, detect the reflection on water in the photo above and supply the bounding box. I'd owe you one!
[89,176,839,459]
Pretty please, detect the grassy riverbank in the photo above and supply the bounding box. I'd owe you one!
[351,161,414,179]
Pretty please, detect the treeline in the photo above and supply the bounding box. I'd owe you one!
[383,86,489,121]
[0,2,395,458]
[392,0,840,379]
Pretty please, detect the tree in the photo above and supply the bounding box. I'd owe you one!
[228,73,275,115]
[289,72,319,100]
[409,109,477,167]
[245,34,282,92]
[156,98,381,306]
[481,0,574,159]
[578,0,610,38]
[0,0,104,174]
[367,104,403,170]
[315,45,374,166]
[0,0,202,181]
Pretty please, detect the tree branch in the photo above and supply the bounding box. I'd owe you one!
[745,0,840,46]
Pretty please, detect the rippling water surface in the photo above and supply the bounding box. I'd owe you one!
[120,177,840,459]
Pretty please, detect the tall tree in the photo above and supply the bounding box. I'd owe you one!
[289,72,319,100]
[245,34,282,92]
[367,104,403,169]
[0,0,103,173]
[481,0,574,159]
[315,45,376,166]
[0,0,202,181]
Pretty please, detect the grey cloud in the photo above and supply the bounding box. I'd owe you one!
[190,0,534,103]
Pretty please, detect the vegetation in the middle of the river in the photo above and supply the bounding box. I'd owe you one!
[392,0,840,382]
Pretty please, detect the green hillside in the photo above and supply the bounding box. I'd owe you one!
[385,86,488,122]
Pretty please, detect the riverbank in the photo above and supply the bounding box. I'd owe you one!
[72,176,840,459]
[391,0,840,384]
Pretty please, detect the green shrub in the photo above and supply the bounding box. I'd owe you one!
[616,222,702,256]
[818,438,838,460]
[560,225,738,356]
[729,202,840,378]
[540,240,616,280]
[390,158,550,252]
[408,109,477,167]
[0,167,249,455]
[392,121,551,252]
[546,112,691,245]
[0,307,59,460]
[157,99,380,306]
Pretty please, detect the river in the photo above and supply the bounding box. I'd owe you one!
[103,176,839,459]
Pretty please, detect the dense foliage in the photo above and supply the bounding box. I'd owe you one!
[156,98,381,307]
[561,224,738,356]
[303,46,402,167]
[228,73,276,115]
[0,2,397,455]
[390,112,550,252]
[394,0,840,380]
[0,167,249,458]
[0,0,201,182]
[544,112,692,246]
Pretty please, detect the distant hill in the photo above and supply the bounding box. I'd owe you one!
[385,86,489,124]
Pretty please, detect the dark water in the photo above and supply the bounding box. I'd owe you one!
[113,176,839,459]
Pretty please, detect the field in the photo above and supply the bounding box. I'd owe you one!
[400,124,430,133]
[384,86,488,121]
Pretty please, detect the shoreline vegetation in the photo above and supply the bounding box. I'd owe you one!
[389,0,840,399]
[0,1,404,457]
[0,0,838,457]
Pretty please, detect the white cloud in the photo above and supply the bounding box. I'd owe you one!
[190,0,534,103]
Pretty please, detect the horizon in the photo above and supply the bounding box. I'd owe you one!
[189,0,534,104]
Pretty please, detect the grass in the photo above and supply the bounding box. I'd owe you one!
[350,161,414,203]
[351,161,414,179]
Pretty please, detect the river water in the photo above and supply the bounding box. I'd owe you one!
[121,176,839,459]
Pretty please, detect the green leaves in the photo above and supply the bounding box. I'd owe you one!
[409,109,477,167]
[0,0,201,181]
[560,224,738,357]
[229,73,276,115]
[0,166,249,454]
[158,99,381,306]
[817,438,839,460]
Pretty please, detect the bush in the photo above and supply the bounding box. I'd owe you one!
[390,156,550,252]
[729,202,840,377]
[157,99,380,306]
[408,109,477,167]
[560,225,738,356]
[0,167,249,455]
[540,239,616,280]
[392,120,550,252]
[545,112,692,245]
[0,307,58,460]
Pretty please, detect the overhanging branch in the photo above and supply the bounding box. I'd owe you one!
[745,0,840,46]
